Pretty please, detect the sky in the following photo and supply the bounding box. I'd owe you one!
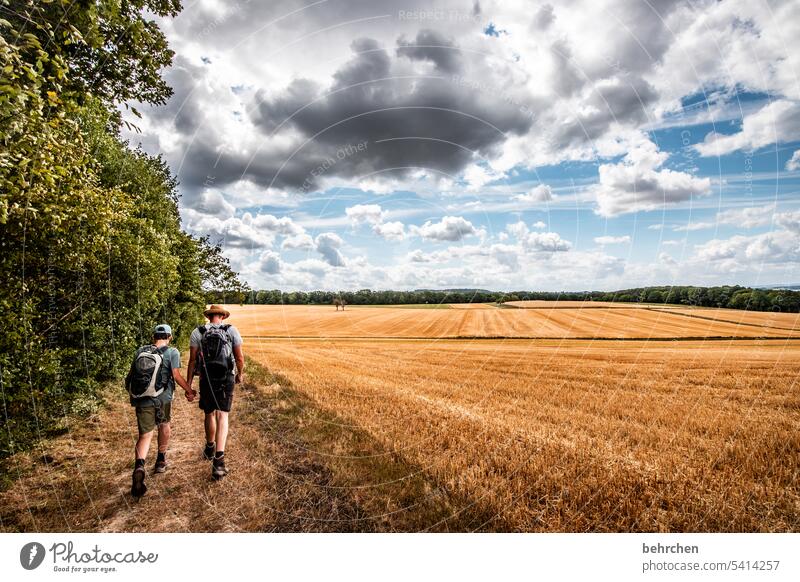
[124,0,800,292]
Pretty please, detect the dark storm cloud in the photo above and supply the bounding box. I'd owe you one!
[396,29,462,73]
[551,75,658,148]
[235,36,533,190]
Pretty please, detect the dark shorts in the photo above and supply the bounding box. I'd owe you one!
[199,374,235,414]
[135,402,172,434]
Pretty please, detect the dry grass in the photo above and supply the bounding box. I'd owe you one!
[225,304,800,339]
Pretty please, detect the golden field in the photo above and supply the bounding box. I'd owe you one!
[2,303,797,532]
[236,303,799,531]
[224,303,800,339]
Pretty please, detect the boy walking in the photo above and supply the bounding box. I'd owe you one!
[126,324,196,498]
[187,305,244,480]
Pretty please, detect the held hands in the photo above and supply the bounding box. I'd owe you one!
[185,388,197,402]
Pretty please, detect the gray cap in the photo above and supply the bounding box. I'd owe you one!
[153,323,172,336]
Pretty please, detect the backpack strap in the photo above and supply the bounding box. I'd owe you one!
[198,325,207,335]
[220,324,231,331]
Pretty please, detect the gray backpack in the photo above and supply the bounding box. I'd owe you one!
[126,345,170,400]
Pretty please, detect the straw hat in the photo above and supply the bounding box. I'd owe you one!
[203,304,230,319]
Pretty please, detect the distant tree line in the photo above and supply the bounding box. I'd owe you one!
[211,286,800,312]
[1,2,246,459]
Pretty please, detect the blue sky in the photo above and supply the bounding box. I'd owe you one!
[126,0,800,291]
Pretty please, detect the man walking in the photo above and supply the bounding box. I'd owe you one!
[126,324,196,498]
[187,305,244,480]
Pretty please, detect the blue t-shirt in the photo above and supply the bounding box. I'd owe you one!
[131,345,181,407]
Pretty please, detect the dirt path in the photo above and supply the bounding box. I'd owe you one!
[0,360,490,532]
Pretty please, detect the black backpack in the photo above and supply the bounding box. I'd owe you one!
[126,345,171,401]
[197,324,234,380]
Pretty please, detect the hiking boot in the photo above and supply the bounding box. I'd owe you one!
[131,467,147,498]
[212,457,229,480]
[153,459,167,474]
[203,442,215,461]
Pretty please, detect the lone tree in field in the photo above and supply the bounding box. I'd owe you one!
[334,297,347,311]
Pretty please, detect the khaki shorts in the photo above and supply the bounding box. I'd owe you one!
[135,402,172,434]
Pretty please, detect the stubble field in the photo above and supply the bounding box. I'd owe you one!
[3,303,797,532]
[234,303,800,531]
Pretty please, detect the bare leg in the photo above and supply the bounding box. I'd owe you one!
[204,412,216,444]
[135,430,154,460]
[214,411,229,453]
[157,422,171,453]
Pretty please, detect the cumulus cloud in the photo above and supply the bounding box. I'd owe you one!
[514,183,553,203]
[695,100,800,157]
[716,204,776,229]
[673,204,777,232]
[786,150,800,172]
[694,230,800,270]
[658,252,677,267]
[594,235,631,245]
[260,251,282,274]
[282,233,315,250]
[411,216,482,242]
[776,210,800,234]
[593,140,711,216]
[373,221,406,241]
[193,189,235,219]
[523,231,571,252]
[346,204,386,226]
[314,232,346,267]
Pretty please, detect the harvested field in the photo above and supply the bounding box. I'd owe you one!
[504,300,667,309]
[3,304,798,532]
[662,308,800,332]
[226,304,800,339]
[248,337,800,531]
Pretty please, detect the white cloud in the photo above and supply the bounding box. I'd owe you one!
[411,216,482,242]
[373,221,405,241]
[776,210,800,234]
[514,184,553,203]
[532,221,547,229]
[523,231,571,252]
[786,150,800,172]
[695,100,800,157]
[716,204,775,229]
[594,235,631,245]
[250,213,304,236]
[658,252,677,267]
[672,204,777,232]
[673,222,715,232]
[193,189,235,219]
[593,140,711,217]
[464,164,503,190]
[346,204,386,226]
[182,211,274,249]
[694,229,800,271]
[506,220,530,239]
[282,233,314,250]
